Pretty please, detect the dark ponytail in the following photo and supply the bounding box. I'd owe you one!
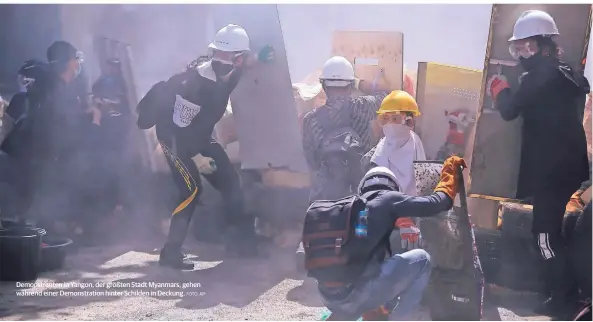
[533,35,562,58]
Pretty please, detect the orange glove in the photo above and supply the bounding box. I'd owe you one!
[395,217,422,250]
[434,156,467,200]
[486,74,510,100]
[566,191,585,214]
[362,305,390,321]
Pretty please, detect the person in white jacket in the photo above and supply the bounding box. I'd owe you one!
[361,90,426,250]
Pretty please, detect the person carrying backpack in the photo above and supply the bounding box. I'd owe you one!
[302,156,466,320]
[136,24,275,269]
[301,56,391,203]
[298,56,391,271]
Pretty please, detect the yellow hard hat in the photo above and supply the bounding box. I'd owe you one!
[378,90,421,117]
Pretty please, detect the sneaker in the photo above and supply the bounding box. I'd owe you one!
[159,247,195,270]
[534,295,579,319]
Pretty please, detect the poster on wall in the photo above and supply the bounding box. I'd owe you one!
[469,4,592,201]
[210,4,308,173]
[415,62,482,160]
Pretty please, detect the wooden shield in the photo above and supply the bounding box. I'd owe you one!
[415,62,482,160]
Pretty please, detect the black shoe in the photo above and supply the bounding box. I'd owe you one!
[159,248,195,270]
[535,295,578,319]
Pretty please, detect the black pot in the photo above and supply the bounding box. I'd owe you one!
[39,236,73,273]
[0,227,46,281]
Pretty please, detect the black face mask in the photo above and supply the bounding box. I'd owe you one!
[519,52,548,71]
[211,60,234,79]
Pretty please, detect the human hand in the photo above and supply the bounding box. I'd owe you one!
[257,45,275,63]
[193,154,217,174]
[395,217,423,250]
[486,74,510,99]
[434,156,467,200]
[86,106,102,125]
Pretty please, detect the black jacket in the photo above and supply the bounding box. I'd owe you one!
[496,56,590,199]
[139,62,241,158]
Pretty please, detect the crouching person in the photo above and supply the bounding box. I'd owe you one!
[302,156,466,320]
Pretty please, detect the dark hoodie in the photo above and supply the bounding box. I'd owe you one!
[495,55,590,200]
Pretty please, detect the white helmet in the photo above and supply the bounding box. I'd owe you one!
[208,24,250,52]
[358,166,402,194]
[320,56,355,87]
[509,10,559,41]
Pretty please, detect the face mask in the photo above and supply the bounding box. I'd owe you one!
[211,60,234,79]
[382,123,410,138]
[518,52,543,71]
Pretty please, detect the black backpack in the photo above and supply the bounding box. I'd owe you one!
[314,105,364,185]
[302,192,380,283]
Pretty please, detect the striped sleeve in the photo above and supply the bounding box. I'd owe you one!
[301,110,323,171]
[349,92,388,150]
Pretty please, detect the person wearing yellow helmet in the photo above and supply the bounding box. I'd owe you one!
[361,90,427,252]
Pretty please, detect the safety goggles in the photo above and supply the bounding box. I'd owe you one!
[210,49,243,65]
[509,41,536,60]
[379,112,413,125]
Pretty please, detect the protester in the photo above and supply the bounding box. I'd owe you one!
[487,10,590,318]
[91,58,132,217]
[303,156,466,320]
[136,24,275,269]
[361,90,426,251]
[20,41,104,241]
[301,56,391,203]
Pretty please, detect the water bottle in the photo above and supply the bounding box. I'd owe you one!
[355,208,369,237]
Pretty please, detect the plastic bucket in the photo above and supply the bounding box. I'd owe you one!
[0,227,46,281]
[39,236,73,273]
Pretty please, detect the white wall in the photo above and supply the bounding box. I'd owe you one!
[278,4,493,82]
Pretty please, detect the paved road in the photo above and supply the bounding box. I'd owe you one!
[0,238,550,321]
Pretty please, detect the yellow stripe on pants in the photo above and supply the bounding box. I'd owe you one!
[159,141,199,216]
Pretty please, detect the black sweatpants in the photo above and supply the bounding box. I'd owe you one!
[160,138,249,252]
[532,181,582,297]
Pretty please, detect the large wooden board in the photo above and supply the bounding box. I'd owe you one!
[331,31,404,91]
[209,4,308,173]
[469,4,592,201]
[415,62,482,160]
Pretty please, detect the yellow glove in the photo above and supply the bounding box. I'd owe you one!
[434,156,467,200]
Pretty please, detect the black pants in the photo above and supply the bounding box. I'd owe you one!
[532,181,582,297]
[160,139,248,251]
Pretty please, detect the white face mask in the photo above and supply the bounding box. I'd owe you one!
[382,123,410,138]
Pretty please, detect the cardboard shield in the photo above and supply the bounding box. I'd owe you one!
[469,4,592,201]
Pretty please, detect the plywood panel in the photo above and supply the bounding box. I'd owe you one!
[210,4,308,173]
[415,62,482,160]
[331,31,404,91]
[469,4,592,201]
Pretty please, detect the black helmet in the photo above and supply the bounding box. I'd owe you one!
[17,59,49,92]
